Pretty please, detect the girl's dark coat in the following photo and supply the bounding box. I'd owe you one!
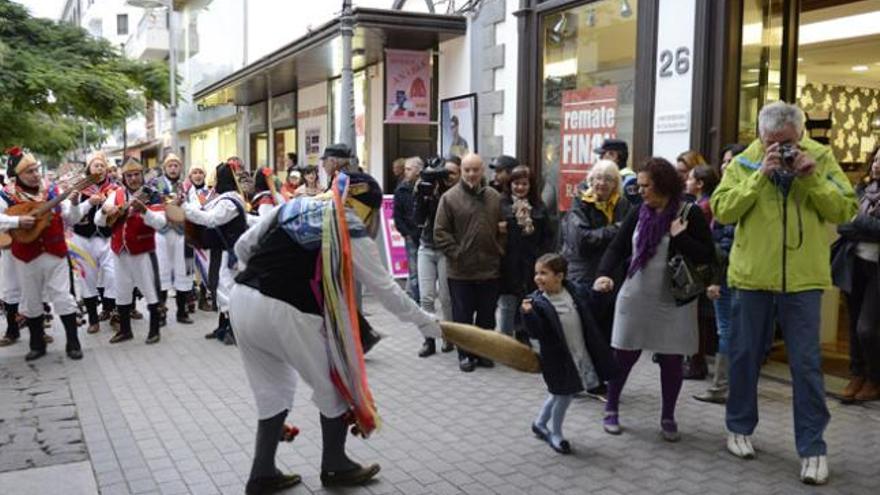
[522,281,620,395]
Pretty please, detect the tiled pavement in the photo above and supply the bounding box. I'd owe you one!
[1,299,879,495]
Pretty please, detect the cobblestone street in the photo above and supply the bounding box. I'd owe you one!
[1,299,879,495]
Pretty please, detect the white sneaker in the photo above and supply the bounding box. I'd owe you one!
[726,432,755,459]
[800,455,829,485]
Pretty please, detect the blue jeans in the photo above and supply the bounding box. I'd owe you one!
[713,282,732,355]
[497,294,519,336]
[405,237,419,303]
[416,246,451,321]
[726,289,829,457]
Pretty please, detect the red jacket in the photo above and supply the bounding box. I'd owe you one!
[110,188,158,255]
[5,185,68,262]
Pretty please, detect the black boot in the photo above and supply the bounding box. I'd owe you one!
[1,302,21,346]
[358,313,382,355]
[198,284,213,312]
[206,312,228,340]
[25,316,47,361]
[99,296,115,321]
[110,304,134,343]
[146,303,161,344]
[158,290,168,328]
[175,291,194,324]
[418,338,436,358]
[319,414,380,487]
[244,410,302,495]
[61,313,83,360]
[84,297,100,334]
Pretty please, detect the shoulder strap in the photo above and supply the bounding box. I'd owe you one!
[677,200,692,221]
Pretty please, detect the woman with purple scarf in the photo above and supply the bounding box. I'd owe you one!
[593,158,715,441]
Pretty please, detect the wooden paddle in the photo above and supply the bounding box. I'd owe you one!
[440,321,541,373]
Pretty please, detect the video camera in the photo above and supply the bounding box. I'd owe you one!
[416,156,450,197]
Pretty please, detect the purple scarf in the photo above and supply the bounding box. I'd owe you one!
[627,198,681,278]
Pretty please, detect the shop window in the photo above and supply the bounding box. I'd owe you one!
[274,128,297,173]
[541,0,638,213]
[737,0,785,144]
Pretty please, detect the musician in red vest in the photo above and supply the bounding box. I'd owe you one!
[94,157,166,345]
[0,153,85,361]
[71,151,118,334]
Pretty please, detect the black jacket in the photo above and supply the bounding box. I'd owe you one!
[597,201,716,281]
[522,281,619,395]
[560,193,631,285]
[393,181,419,240]
[832,182,880,293]
[499,196,553,296]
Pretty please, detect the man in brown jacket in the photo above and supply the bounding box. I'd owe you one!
[434,153,506,372]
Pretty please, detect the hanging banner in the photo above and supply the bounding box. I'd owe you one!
[385,49,432,124]
[558,85,618,211]
[380,195,409,278]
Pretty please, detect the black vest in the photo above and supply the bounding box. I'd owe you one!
[73,193,113,238]
[234,226,322,315]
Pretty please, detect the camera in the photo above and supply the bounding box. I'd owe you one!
[779,143,799,171]
[416,157,450,197]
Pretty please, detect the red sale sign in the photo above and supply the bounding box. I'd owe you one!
[558,86,618,211]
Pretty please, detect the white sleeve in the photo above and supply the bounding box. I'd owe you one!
[234,207,278,266]
[257,203,275,217]
[352,236,434,329]
[93,194,115,227]
[0,197,21,230]
[143,208,167,230]
[184,197,240,228]
[76,199,93,218]
[61,199,83,225]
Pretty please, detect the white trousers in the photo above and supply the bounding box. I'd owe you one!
[13,254,78,318]
[113,251,160,306]
[155,229,193,292]
[217,251,235,312]
[230,284,348,420]
[71,233,115,299]
[1,251,21,304]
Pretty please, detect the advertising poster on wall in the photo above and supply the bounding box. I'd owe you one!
[441,94,477,158]
[385,49,432,124]
[558,85,618,211]
[305,127,322,165]
[380,195,409,278]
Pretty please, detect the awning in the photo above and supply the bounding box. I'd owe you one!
[194,8,467,108]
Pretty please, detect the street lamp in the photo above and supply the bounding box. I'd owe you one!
[126,0,178,157]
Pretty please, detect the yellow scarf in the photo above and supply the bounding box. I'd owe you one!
[580,188,620,224]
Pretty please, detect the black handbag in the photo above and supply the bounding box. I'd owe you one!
[667,202,712,305]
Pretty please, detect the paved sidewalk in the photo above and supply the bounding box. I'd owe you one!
[1,299,878,494]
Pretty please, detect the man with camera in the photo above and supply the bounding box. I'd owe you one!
[712,101,857,485]
[412,156,460,357]
[393,157,423,303]
[434,153,505,372]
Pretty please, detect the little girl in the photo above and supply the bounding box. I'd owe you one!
[521,253,617,454]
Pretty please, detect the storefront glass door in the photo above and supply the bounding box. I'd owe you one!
[737,0,786,144]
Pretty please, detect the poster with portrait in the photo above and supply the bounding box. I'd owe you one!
[380,195,409,279]
[441,94,477,158]
[557,85,618,211]
[385,49,432,124]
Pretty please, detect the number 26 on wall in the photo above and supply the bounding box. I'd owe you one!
[659,47,691,78]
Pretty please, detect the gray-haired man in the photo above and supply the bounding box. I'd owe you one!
[712,101,857,485]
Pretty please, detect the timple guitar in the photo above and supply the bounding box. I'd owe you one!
[3,174,102,245]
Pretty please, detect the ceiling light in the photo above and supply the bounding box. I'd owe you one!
[620,0,633,19]
[544,58,577,78]
[799,12,880,45]
[852,65,869,72]
[797,57,804,62]
[747,68,760,73]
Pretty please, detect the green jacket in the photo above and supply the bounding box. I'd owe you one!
[710,137,857,292]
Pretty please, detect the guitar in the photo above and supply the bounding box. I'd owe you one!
[104,189,153,227]
[3,174,102,245]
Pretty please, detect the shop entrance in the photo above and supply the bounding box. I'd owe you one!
[734,0,880,377]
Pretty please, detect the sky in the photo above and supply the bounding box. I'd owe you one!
[16,0,65,20]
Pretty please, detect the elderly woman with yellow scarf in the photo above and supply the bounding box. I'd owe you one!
[560,159,632,349]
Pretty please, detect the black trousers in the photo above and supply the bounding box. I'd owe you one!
[846,257,880,382]
[448,278,499,360]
